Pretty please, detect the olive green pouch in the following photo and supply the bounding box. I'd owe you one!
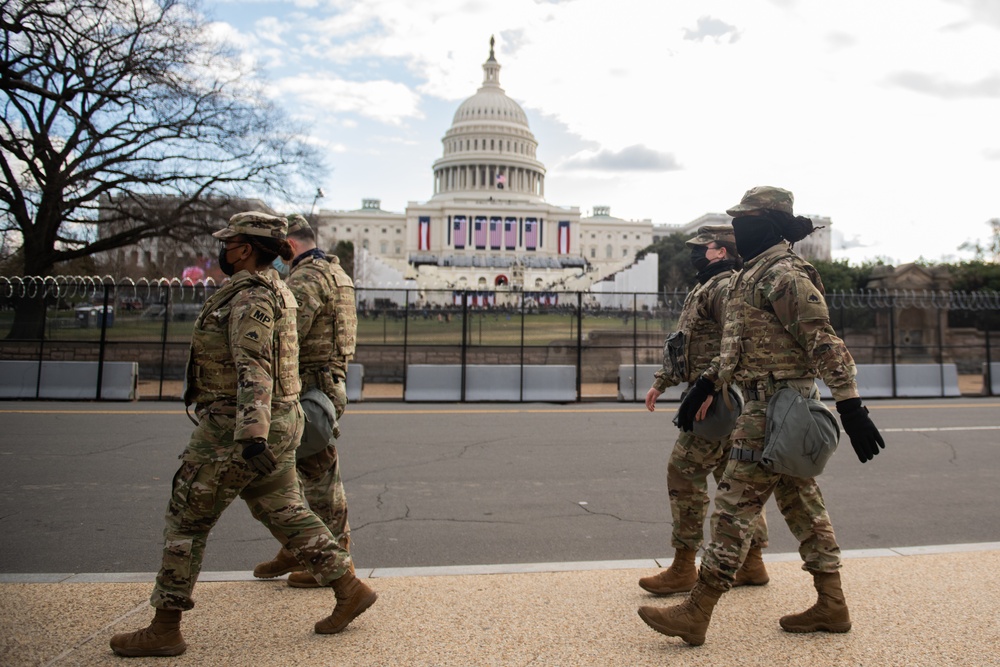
[762,387,840,477]
[298,388,339,459]
[692,385,744,442]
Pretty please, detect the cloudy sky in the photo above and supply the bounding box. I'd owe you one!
[204,0,1000,265]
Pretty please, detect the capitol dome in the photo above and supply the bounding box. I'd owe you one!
[431,37,546,202]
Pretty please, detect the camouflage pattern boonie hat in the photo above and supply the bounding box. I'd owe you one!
[286,214,311,235]
[726,186,794,217]
[686,224,736,248]
[212,211,288,240]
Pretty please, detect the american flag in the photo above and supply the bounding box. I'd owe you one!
[489,217,502,249]
[524,218,538,250]
[496,173,506,189]
[557,220,570,254]
[453,216,466,249]
[504,217,517,249]
[474,216,488,249]
[418,217,431,251]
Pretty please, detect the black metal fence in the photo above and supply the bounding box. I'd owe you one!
[1,276,998,400]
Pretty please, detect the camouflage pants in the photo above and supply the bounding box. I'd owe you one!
[151,402,352,611]
[667,430,769,552]
[296,444,351,554]
[700,399,841,592]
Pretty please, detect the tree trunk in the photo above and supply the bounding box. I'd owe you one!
[6,296,47,341]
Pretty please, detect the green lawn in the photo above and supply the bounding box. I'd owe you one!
[1,308,677,347]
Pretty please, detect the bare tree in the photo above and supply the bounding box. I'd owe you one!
[1,0,323,336]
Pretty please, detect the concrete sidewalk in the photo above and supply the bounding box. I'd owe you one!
[2,544,998,666]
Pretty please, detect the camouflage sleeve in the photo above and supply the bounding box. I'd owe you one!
[767,266,860,402]
[693,280,727,388]
[288,271,324,344]
[228,287,277,441]
[652,367,676,391]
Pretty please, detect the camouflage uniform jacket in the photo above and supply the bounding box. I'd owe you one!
[287,254,357,391]
[184,268,302,450]
[653,267,732,391]
[712,244,860,402]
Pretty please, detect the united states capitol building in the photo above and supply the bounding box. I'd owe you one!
[313,40,830,307]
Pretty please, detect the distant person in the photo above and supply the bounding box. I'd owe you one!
[110,212,375,658]
[641,225,769,597]
[253,215,360,588]
[638,186,885,646]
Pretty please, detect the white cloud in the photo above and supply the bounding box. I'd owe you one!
[203,0,1000,263]
[272,75,423,126]
[561,145,682,172]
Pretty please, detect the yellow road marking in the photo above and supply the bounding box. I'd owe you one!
[1,403,998,416]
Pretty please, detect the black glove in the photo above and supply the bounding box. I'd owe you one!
[836,398,886,463]
[241,438,277,475]
[673,377,715,432]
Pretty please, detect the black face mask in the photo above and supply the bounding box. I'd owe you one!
[689,246,710,272]
[732,216,784,261]
[218,244,239,276]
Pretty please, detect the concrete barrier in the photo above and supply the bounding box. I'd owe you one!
[347,364,363,402]
[0,360,138,400]
[816,363,961,398]
[405,365,462,401]
[617,365,685,402]
[620,363,961,401]
[405,364,577,402]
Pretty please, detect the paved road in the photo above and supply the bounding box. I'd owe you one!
[0,398,998,574]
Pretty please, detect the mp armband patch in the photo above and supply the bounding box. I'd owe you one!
[251,308,273,326]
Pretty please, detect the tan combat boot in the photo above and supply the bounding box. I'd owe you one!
[288,570,322,588]
[253,547,305,579]
[315,571,378,634]
[637,580,724,646]
[109,608,187,657]
[732,546,770,587]
[779,571,852,633]
[638,548,697,595]
[290,559,353,588]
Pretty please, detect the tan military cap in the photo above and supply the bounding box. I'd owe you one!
[212,211,288,240]
[686,224,736,248]
[725,185,794,217]
[286,214,311,235]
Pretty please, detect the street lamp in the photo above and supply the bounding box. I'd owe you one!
[310,187,325,215]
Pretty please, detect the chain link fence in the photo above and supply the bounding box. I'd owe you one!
[2,276,998,400]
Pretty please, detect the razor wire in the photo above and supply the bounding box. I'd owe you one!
[2,276,1000,312]
[0,275,219,303]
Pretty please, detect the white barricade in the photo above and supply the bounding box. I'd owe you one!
[0,360,138,400]
[405,364,577,402]
[816,363,960,398]
[346,364,363,402]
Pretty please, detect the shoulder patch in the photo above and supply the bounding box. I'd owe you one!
[251,308,273,325]
[807,293,821,303]
[244,329,261,342]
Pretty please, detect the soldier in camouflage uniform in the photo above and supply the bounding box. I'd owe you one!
[254,214,360,588]
[638,186,885,647]
[110,213,376,658]
[640,225,770,596]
